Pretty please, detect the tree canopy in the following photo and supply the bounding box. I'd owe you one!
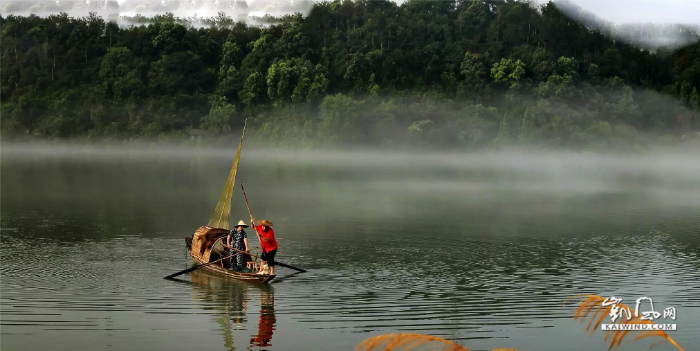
[2,0,700,150]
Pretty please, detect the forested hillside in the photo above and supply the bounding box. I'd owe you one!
[2,0,700,150]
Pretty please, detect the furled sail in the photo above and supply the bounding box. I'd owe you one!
[207,120,247,230]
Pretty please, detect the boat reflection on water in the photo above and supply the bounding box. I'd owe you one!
[189,270,276,350]
[251,287,276,348]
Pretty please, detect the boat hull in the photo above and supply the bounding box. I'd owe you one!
[190,253,275,284]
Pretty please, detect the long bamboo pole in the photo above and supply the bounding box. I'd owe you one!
[240,182,264,250]
[164,254,235,279]
[228,247,306,273]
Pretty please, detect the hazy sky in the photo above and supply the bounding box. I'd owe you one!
[14,0,700,25]
[10,0,700,26]
[547,0,700,24]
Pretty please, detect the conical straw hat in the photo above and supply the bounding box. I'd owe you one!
[258,219,273,227]
[235,220,249,228]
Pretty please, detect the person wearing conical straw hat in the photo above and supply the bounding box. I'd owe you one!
[252,219,277,275]
[226,220,250,270]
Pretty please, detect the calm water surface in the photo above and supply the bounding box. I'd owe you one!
[2,145,700,351]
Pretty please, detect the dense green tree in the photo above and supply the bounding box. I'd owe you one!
[318,93,363,143]
[691,88,700,110]
[491,58,526,90]
[680,81,693,102]
[458,52,489,99]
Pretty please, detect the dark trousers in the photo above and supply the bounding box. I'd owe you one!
[228,248,248,267]
[261,249,277,267]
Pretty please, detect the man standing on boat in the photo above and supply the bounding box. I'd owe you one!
[226,220,250,270]
[252,219,277,275]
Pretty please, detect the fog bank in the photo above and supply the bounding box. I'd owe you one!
[3,141,700,183]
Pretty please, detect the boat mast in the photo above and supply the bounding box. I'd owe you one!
[207,119,247,230]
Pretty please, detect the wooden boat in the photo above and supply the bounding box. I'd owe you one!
[185,121,275,283]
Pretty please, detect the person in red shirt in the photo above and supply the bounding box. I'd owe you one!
[251,219,278,275]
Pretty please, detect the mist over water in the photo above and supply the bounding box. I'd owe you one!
[4,141,700,188]
[2,143,700,351]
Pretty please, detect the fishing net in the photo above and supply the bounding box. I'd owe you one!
[207,121,246,230]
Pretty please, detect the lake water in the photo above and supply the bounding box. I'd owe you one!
[2,144,700,351]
